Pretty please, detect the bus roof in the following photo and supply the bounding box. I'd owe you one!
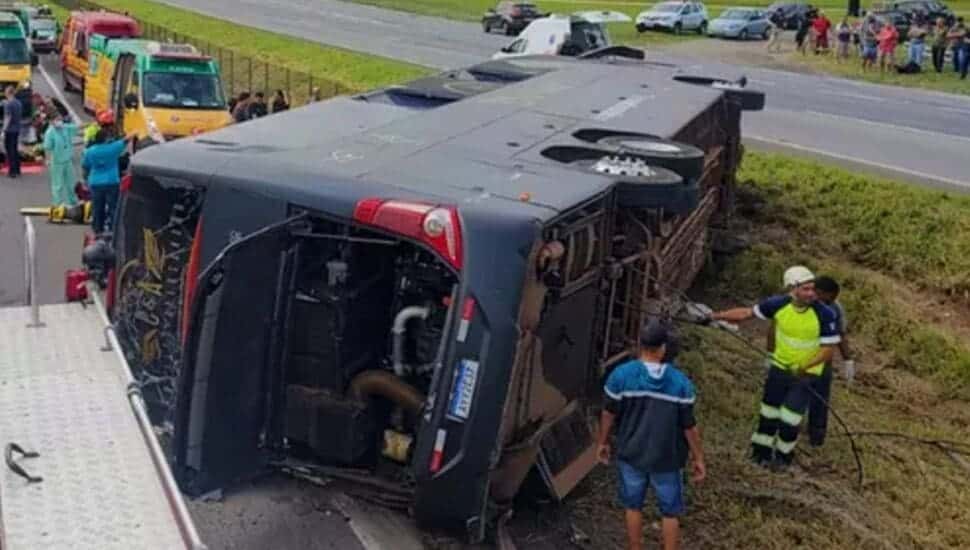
[132,56,738,222]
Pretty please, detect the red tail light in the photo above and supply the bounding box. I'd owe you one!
[181,217,204,346]
[120,174,132,193]
[353,199,463,270]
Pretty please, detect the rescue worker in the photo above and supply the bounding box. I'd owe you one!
[41,110,79,207]
[83,128,135,235]
[598,321,706,550]
[806,276,853,445]
[84,109,115,146]
[707,266,840,468]
[2,85,23,178]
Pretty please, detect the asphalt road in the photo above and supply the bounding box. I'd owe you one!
[157,0,970,192]
[0,54,425,550]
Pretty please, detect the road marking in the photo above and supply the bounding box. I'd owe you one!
[802,110,970,145]
[816,87,888,103]
[745,134,970,191]
[38,63,82,123]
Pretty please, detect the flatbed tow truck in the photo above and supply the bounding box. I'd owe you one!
[0,217,206,550]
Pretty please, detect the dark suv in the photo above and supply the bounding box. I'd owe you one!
[889,0,955,24]
[109,56,763,542]
[482,1,545,35]
[766,1,812,29]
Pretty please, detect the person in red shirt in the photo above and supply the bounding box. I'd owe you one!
[813,10,832,54]
[877,20,900,72]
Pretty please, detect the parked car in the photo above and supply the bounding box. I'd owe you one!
[888,0,955,25]
[765,1,812,30]
[493,11,636,59]
[708,7,771,39]
[482,2,546,35]
[635,1,709,35]
[28,16,58,53]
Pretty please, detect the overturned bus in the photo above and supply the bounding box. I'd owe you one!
[109,55,763,540]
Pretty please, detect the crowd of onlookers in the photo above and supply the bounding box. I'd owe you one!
[769,6,968,79]
[227,86,326,123]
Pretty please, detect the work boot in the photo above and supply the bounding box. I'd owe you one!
[750,446,773,468]
[771,452,794,471]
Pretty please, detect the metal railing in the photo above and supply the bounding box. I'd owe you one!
[48,0,349,105]
[86,282,208,550]
[20,214,206,550]
[22,216,42,328]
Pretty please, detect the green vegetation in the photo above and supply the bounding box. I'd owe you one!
[53,0,428,100]
[791,49,970,96]
[557,151,970,549]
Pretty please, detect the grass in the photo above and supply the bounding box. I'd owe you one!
[790,47,970,96]
[553,151,970,549]
[50,0,429,102]
[736,152,970,298]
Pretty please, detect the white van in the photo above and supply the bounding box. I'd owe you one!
[492,11,633,59]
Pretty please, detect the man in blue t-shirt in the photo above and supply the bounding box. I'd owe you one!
[597,322,706,550]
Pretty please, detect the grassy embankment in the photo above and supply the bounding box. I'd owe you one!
[48,0,429,102]
[555,152,970,550]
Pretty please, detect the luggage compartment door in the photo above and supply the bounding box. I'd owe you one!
[173,220,296,494]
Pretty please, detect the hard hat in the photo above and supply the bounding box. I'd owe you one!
[96,109,115,125]
[783,266,815,288]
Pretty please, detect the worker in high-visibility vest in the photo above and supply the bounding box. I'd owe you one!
[706,266,841,468]
[84,109,115,146]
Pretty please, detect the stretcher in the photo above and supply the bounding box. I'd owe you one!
[19,201,93,224]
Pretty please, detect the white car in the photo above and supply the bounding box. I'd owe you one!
[635,1,709,34]
[492,10,632,59]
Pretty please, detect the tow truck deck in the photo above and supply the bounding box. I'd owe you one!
[0,219,205,550]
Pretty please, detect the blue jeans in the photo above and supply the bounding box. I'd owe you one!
[91,185,119,234]
[907,41,924,66]
[616,461,685,517]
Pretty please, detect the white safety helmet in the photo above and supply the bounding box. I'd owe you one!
[783,265,815,289]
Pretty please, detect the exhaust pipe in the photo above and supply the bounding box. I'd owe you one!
[392,306,429,376]
[349,370,425,416]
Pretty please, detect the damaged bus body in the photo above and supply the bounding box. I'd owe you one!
[112,56,763,540]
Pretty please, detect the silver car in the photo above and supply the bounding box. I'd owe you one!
[707,7,771,40]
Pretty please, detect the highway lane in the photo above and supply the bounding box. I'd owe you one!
[157,0,970,190]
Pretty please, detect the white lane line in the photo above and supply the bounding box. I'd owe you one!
[816,87,888,103]
[745,134,970,191]
[803,110,970,144]
[38,63,82,123]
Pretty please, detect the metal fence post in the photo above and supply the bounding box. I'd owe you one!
[23,217,43,328]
